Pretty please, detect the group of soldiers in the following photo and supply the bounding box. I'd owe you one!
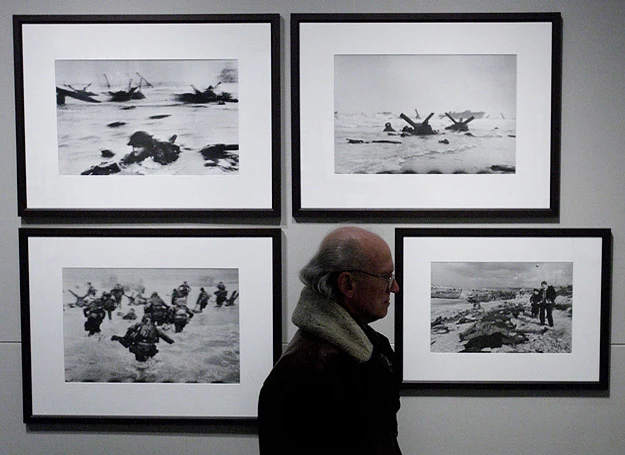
[77,280,238,362]
[81,282,122,336]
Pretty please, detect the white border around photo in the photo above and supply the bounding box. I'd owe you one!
[20,228,281,421]
[395,228,611,389]
[16,16,279,214]
[293,14,561,216]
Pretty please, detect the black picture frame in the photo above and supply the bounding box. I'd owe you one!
[395,228,612,390]
[14,14,281,219]
[19,227,282,423]
[292,13,562,221]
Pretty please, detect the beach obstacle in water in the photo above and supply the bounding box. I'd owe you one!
[56,85,101,105]
[444,112,475,132]
[199,144,239,171]
[399,112,436,135]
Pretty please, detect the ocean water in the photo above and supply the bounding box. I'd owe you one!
[56,83,239,175]
[431,297,473,321]
[334,112,516,174]
[64,304,240,383]
[63,276,240,383]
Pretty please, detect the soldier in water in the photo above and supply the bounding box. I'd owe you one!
[195,287,210,312]
[214,281,228,307]
[172,301,194,333]
[83,298,106,336]
[111,315,174,362]
[143,291,171,326]
[81,131,180,175]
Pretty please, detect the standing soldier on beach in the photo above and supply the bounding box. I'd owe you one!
[540,280,557,327]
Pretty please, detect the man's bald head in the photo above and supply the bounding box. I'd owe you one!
[299,226,393,302]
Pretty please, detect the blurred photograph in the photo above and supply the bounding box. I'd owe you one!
[63,267,240,383]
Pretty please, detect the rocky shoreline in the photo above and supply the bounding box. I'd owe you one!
[431,295,573,353]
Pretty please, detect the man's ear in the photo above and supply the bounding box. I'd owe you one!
[337,272,356,298]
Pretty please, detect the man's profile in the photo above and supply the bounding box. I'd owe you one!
[258,226,402,455]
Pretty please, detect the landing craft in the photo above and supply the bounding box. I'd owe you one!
[438,110,485,120]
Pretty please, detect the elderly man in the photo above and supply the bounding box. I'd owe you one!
[258,226,402,455]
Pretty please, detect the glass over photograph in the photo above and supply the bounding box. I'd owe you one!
[430,262,573,354]
[63,267,240,384]
[334,54,517,175]
[56,59,239,176]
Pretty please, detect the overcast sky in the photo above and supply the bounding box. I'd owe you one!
[431,262,573,289]
[335,54,516,118]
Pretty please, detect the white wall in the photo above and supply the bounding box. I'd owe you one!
[1,1,624,454]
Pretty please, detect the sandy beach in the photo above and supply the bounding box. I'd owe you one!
[431,296,572,354]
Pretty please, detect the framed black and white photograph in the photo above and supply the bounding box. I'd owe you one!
[19,228,281,422]
[292,13,562,219]
[14,14,280,217]
[395,228,612,389]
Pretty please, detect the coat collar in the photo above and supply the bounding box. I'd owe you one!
[291,286,374,363]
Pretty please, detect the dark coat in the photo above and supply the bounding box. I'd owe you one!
[543,285,557,303]
[258,288,402,455]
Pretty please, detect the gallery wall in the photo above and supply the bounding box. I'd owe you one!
[1,1,625,454]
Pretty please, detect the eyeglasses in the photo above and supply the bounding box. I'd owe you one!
[348,270,396,292]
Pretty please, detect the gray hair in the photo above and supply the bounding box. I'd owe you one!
[299,230,371,300]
